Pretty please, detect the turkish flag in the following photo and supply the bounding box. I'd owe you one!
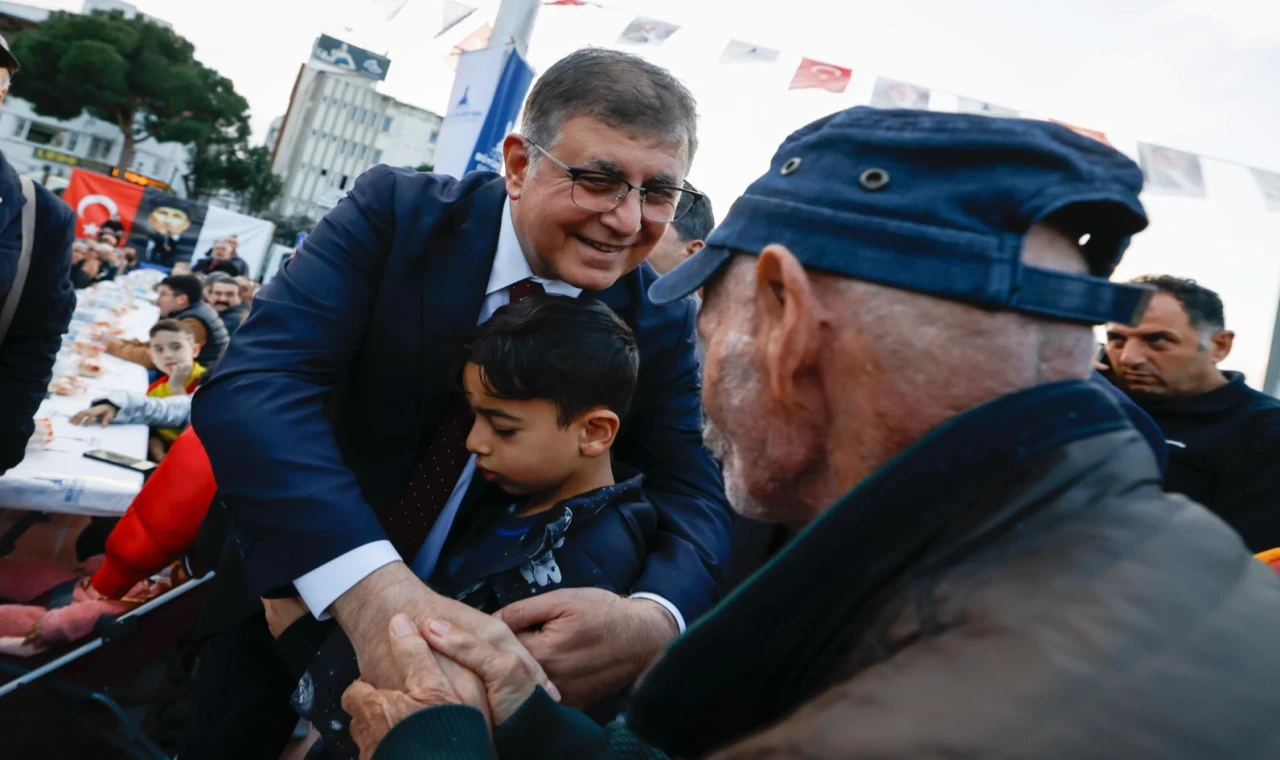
[790,58,852,93]
[64,169,144,239]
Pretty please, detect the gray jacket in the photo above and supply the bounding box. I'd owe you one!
[97,390,192,429]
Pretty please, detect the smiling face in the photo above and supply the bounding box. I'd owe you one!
[504,116,686,291]
[462,362,584,496]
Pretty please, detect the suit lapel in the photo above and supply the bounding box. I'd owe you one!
[418,178,509,432]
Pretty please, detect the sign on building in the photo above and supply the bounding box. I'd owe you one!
[311,34,392,81]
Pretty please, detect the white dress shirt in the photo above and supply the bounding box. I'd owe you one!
[293,200,686,633]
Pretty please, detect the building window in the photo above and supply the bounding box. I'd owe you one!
[339,139,347,153]
[350,142,358,157]
[358,145,366,159]
[320,168,328,177]
[382,116,392,133]
[339,175,349,190]
[65,132,79,152]
[10,117,27,138]
[350,106,357,121]
[89,137,115,160]
[311,128,318,137]
[372,149,383,164]
[26,122,69,148]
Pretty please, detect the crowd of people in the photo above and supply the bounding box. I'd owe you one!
[2,38,1280,760]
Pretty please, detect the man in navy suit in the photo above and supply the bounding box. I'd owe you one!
[187,48,732,757]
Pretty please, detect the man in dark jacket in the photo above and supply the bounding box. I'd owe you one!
[1104,274,1280,551]
[203,272,250,334]
[0,35,76,475]
[345,109,1280,760]
[106,274,229,370]
[186,49,729,760]
[192,238,250,277]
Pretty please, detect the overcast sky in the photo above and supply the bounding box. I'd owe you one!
[24,0,1280,386]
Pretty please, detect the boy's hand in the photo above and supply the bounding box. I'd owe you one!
[166,361,194,393]
[262,596,309,638]
[71,404,118,427]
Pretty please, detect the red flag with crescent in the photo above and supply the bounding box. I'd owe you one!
[790,58,852,93]
[64,169,145,239]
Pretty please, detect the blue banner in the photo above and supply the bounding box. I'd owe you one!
[463,48,535,175]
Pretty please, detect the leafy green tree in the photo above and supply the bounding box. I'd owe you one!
[188,141,282,214]
[415,163,435,172]
[10,10,250,174]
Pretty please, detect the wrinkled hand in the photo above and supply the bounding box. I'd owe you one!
[342,614,482,760]
[261,596,308,638]
[70,404,117,427]
[495,587,678,707]
[423,617,543,726]
[331,562,557,700]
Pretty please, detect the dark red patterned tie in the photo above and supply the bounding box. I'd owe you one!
[383,278,545,559]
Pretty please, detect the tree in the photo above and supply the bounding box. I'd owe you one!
[10,10,250,174]
[415,163,435,172]
[187,140,282,214]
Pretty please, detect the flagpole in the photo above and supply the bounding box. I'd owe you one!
[490,0,540,59]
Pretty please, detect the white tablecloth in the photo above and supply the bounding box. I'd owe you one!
[0,299,161,517]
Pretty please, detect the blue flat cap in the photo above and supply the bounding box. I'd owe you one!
[650,107,1152,325]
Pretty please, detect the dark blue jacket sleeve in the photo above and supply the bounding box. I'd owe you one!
[191,167,402,595]
[0,189,74,471]
[621,300,733,623]
[372,688,669,760]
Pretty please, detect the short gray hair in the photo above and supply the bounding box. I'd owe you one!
[521,48,698,166]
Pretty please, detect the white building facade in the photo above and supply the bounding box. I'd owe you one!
[270,62,442,220]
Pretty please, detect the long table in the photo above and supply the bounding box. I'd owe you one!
[0,299,160,517]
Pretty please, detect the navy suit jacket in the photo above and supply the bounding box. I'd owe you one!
[192,167,733,622]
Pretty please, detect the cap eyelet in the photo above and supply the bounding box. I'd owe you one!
[780,157,802,175]
[859,168,890,190]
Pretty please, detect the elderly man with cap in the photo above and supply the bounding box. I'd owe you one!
[0,35,76,478]
[334,108,1280,760]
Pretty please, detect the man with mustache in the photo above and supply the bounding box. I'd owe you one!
[340,107,1280,760]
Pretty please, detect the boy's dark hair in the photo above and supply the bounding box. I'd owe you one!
[1128,274,1225,331]
[160,275,203,307]
[149,318,195,340]
[465,294,640,425]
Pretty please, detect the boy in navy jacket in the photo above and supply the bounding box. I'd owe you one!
[273,294,656,758]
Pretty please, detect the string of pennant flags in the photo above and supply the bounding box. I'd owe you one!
[399,0,1280,211]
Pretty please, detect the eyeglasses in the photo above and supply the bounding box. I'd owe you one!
[526,139,704,224]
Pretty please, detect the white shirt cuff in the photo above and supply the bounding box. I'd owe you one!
[629,592,686,634]
[293,540,400,621]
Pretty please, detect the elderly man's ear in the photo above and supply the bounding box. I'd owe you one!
[753,244,827,409]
